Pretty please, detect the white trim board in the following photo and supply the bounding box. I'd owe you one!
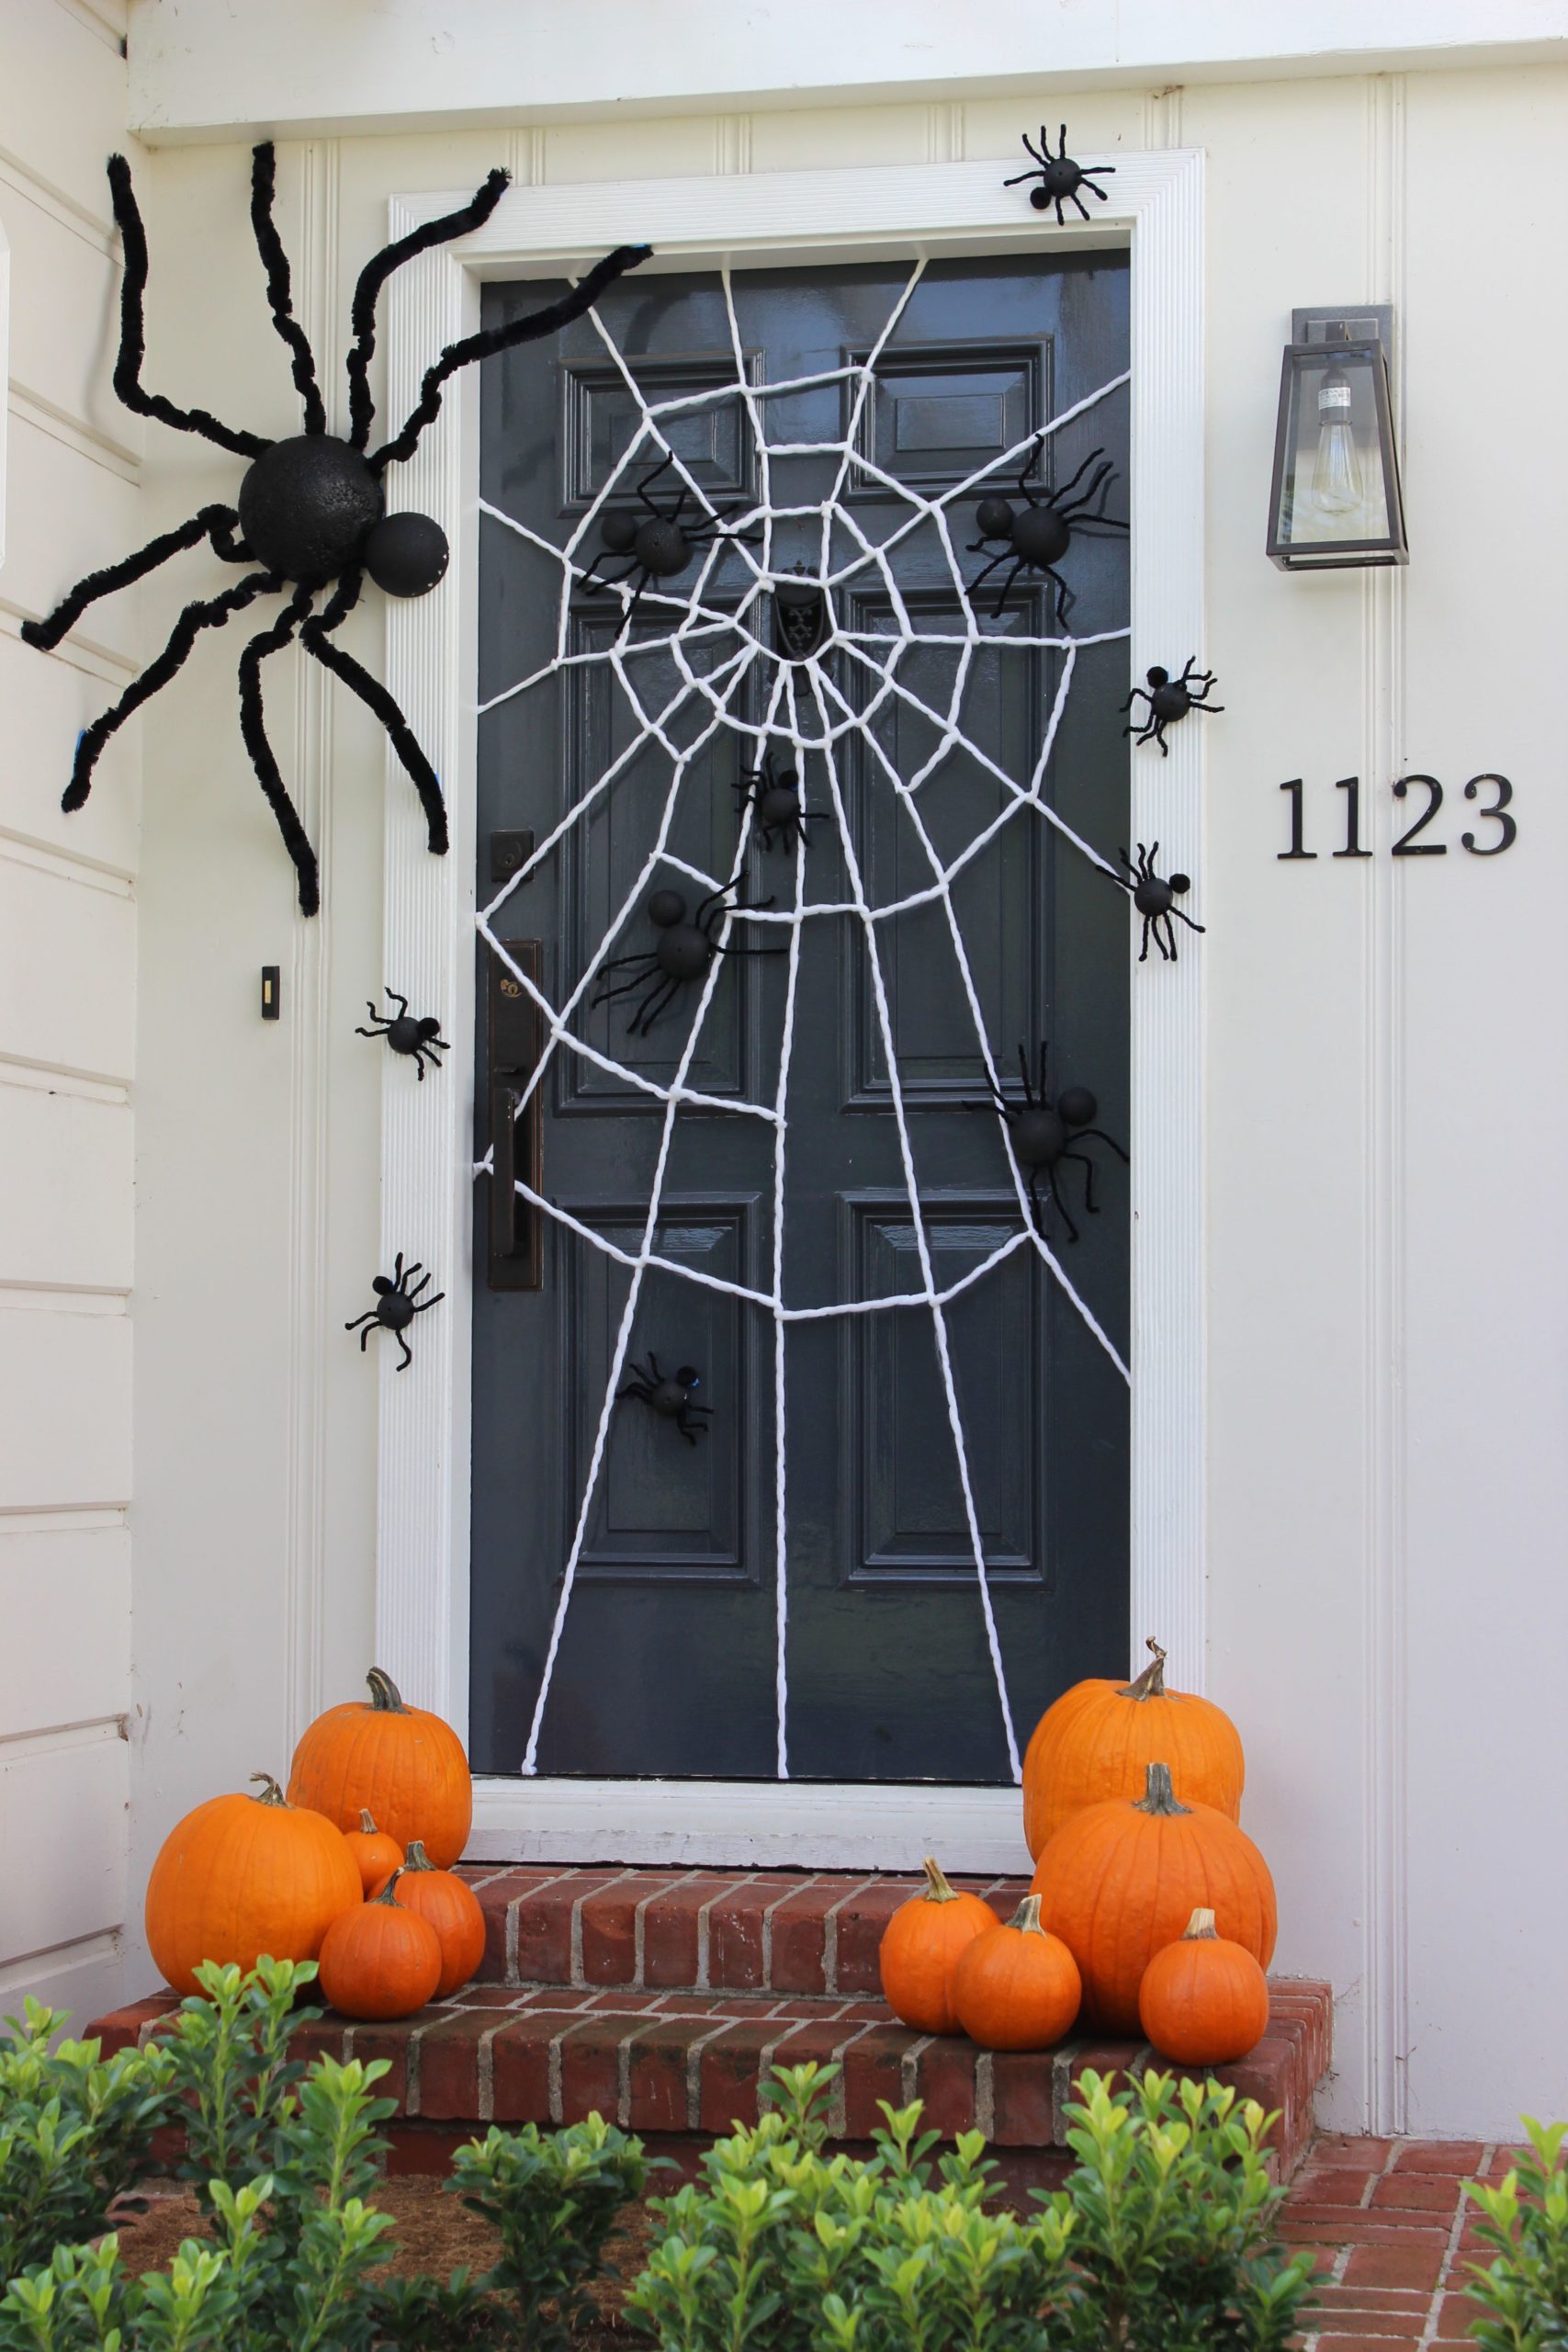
[376,151,1204,1867]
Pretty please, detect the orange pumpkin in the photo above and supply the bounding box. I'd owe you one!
[373,1839,485,1998]
[1031,1760,1276,2034]
[1138,1905,1270,2064]
[287,1668,472,1867]
[1021,1639,1245,1858]
[951,1895,1081,2052]
[878,1857,997,2033]
[318,1870,443,2019]
[343,1809,403,1898]
[144,1771,362,1997]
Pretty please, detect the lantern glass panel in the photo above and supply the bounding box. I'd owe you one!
[1268,338,1406,569]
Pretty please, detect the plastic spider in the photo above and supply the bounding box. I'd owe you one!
[1004,124,1116,223]
[18,142,649,914]
[355,989,449,1077]
[592,878,784,1037]
[1115,843,1206,964]
[965,1042,1128,1243]
[616,1352,713,1446]
[1122,660,1224,756]
[734,749,822,854]
[583,454,761,636]
[344,1253,445,1371]
[966,439,1126,624]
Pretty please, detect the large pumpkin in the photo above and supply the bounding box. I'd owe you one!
[878,1857,997,2034]
[951,1895,1081,2052]
[287,1668,472,1867]
[1021,1638,1245,1858]
[1138,1906,1270,2065]
[144,1772,362,1997]
[1031,1760,1276,2033]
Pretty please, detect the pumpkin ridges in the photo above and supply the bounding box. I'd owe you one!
[1022,1644,1245,1858]
[145,1777,362,1997]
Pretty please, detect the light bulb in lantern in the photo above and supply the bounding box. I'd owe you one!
[1310,364,1363,516]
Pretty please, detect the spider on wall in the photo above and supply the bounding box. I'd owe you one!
[592,878,784,1037]
[1122,660,1224,755]
[966,1042,1128,1243]
[616,1353,713,1445]
[582,453,761,636]
[355,989,449,1077]
[1003,125,1117,224]
[733,749,821,854]
[19,142,649,912]
[965,439,1126,624]
[1115,843,1206,963]
[344,1254,445,1371]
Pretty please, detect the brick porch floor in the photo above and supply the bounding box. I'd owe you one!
[1285,2133,1510,2348]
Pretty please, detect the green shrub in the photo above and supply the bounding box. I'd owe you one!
[1464,2118,1568,2352]
[0,1999,178,2279]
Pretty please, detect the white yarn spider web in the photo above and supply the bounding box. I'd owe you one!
[476,256,1132,1784]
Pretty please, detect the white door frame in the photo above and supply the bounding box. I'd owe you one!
[374,151,1204,1872]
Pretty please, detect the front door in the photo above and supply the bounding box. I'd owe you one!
[471,250,1130,1788]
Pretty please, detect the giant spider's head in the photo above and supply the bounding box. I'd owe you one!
[235,435,448,594]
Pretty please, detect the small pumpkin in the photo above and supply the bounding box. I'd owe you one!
[287,1667,472,1867]
[878,1857,997,2033]
[1021,1638,1245,1857]
[951,1894,1081,2052]
[144,1771,363,1997]
[318,1869,443,2019]
[1031,1760,1276,2034]
[373,1839,485,1998]
[1138,1905,1270,2064]
[343,1809,403,1898]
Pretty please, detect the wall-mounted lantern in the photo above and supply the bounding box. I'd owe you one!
[1267,306,1407,571]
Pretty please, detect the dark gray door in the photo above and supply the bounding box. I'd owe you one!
[472,252,1129,1785]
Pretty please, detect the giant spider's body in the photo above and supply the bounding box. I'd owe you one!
[616,1352,713,1446]
[1004,125,1116,223]
[18,143,649,913]
[1116,843,1206,964]
[592,880,783,1037]
[344,1253,445,1371]
[583,454,761,636]
[966,440,1126,624]
[966,1043,1128,1243]
[1122,660,1224,756]
[356,989,449,1077]
[734,750,820,854]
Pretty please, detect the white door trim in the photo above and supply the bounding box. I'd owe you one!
[375,151,1204,1869]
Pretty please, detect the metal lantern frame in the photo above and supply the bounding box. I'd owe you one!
[1267,304,1408,571]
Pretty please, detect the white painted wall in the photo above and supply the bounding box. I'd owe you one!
[0,0,137,2032]
[0,4,1547,2135]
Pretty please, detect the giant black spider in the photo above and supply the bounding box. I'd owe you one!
[965,439,1126,624]
[19,142,649,913]
[1003,125,1116,223]
[965,1042,1128,1243]
[592,878,784,1037]
[1115,843,1206,964]
[734,749,821,854]
[344,1253,445,1371]
[616,1352,713,1445]
[355,988,449,1077]
[583,454,761,636]
[1122,660,1224,756]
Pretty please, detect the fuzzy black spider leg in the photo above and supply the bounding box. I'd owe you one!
[1059,1148,1100,1216]
[964,548,1013,602]
[592,974,660,1012]
[1058,461,1120,521]
[1003,166,1043,187]
[1072,1126,1130,1164]
[1193,697,1226,715]
[412,1288,446,1314]
[405,1269,432,1298]
[237,582,323,914]
[21,505,248,653]
[634,453,678,505]
[1069,190,1093,222]
[1046,568,1077,628]
[248,142,327,435]
[64,567,277,816]
[1078,168,1115,201]
[1017,1043,1035,1100]
[344,1309,378,1331]
[1153,916,1176,962]
[358,1326,376,1351]
[387,989,411,1016]
[346,168,511,450]
[628,978,682,1035]
[718,943,788,957]
[617,570,660,638]
[1039,1039,1050,1101]
[991,558,1028,622]
[1045,1170,1081,1246]
[104,156,267,459]
[1121,686,1153,718]
[580,552,639,595]
[355,1013,390,1038]
[395,1332,413,1372]
[1170,904,1207,935]
[616,1380,651,1402]
[370,243,655,473]
[1138,917,1155,964]
[299,571,449,855]
[1049,446,1111,510]
[648,1354,663,1382]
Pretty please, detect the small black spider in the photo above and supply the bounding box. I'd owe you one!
[1004,124,1116,223]
[344,1253,445,1371]
[734,749,821,854]
[584,454,761,636]
[592,877,784,1037]
[966,439,1126,624]
[1122,660,1224,756]
[355,989,449,1078]
[616,1352,714,1446]
[965,1042,1128,1243]
[1116,844,1206,964]
[18,141,649,913]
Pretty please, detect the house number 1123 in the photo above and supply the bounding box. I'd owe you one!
[1278,774,1517,861]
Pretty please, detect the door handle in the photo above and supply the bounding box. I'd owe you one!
[487,937,543,1291]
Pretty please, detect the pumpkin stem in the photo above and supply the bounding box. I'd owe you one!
[1006,1895,1046,1937]
[919,1856,964,1905]
[1134,1760,1191,1816]
[371,1868,406,1908]
[367,1668,411,1714]
[402,1840,436,1873]
[249,1772,288,1807]
[358,1810,379,1835]
[1120,1637,1168,1702]
[1183,1907,1219,1940]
